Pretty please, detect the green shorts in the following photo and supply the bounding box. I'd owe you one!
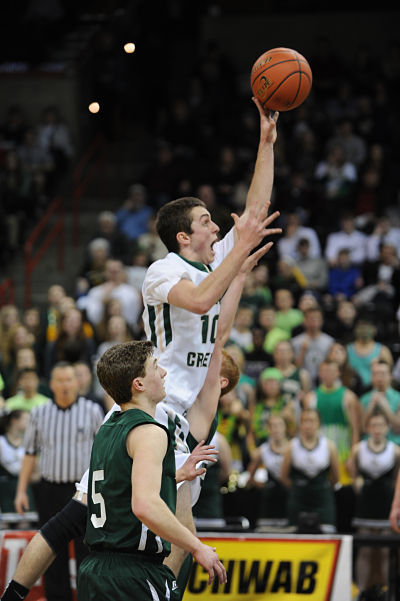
[77,551,180,601]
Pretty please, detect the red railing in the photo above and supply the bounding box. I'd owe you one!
[24,196,65,308]
[0,277,15,306]
[72,132,107,246]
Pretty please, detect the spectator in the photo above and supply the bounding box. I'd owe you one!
[273,340,311,422]
[43,308,97,379]
[314,144,357,222]
[274,288,304,335]
[324,212,368,266]
[277,211,321,261]
[247,414,289,528]
[303,359,361,485]
[257,306,290,355]
[366,215,400,261]
[79,258,142,332]
[252,368,296,446]
[291,306,334,386]
[17,127,54,181]
[92,297,128,344]
[360,361,400,445]
[92,314,133,406]
[325,299,358,346]
[73,361,105,415]
[6,368,50,412]
[217,388,251,474]
[75,237,110,299]
[327,248,363,301]
[348,410,400,594]
[36,105,74,182]
[240,263,273,313]
[326,118,367,166]
[243,327,273,383]
[91,211,131,263]
[136,214,168,262]
[0,410,34,513]
[294,237,329,293]
[0,304,20,363]
[228,305,254,352]
[124,247,149,295]
[270,257,305,298]
[327,341,364,398]
[346,318,393,391]
[356,242,400,317]
[281,408,340,533]
[41,284,66,344]
[115,183,153,242]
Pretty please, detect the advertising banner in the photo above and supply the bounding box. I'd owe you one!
[0,531,352,601]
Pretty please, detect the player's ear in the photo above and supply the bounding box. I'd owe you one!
[176,231,191,247]
[220,376,229,390]
[132,377,144,393]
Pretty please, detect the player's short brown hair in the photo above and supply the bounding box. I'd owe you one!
[97,341,154,405]
[220,349,240,396]
[156,197,206,254]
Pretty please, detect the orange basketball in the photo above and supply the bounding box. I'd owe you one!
[250,47,312,112]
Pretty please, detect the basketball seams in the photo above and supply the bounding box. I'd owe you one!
[260,71,311,110]
[251,59,309,88]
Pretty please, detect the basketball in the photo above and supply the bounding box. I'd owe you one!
[250,47,312,112]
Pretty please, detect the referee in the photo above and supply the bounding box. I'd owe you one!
[15,361,103,601]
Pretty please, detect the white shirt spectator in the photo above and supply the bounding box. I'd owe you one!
[278,213,321,260]
[367,217,400,261]
[78,259,142,329]
[324,215,368,265]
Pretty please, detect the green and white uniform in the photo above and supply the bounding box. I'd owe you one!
[257,441,288,526]
[353,439,397,528]
[287,436,336,531]
[78,408,179,601]
[142,230,234,416]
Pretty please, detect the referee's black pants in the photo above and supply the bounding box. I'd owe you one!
[34,479,89,601]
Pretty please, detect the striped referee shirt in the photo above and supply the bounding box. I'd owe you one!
[23,397,103,483]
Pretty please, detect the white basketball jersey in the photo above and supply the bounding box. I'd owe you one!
[357,440,396,480]
[142,230,234,414]
[259,441,285,481]
[291,436,331,479]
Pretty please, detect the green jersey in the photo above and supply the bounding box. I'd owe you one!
[85,408,176,559]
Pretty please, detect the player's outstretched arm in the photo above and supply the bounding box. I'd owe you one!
[129,425,227,585]
[237,100,278,226]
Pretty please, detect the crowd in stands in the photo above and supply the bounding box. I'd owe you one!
[1,29,400,594]
[0,104,74,267]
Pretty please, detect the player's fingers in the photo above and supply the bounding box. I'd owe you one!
[250,242,273,264]
[215,560,227,584]
[261,228,282,239]
[270,110,279,122]
[262,210,280,227]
